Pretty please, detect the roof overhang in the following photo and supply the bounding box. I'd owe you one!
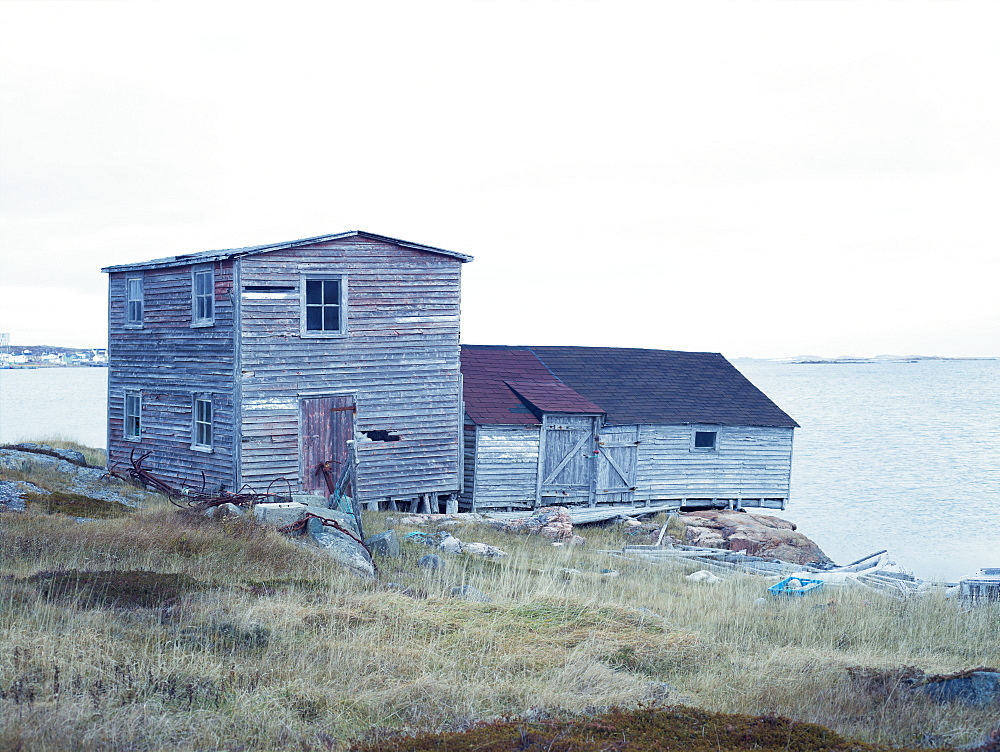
[102,230,473,273]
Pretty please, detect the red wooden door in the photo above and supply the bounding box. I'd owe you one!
[300,396,355,495]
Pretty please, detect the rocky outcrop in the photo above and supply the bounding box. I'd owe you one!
[0,445,137,507]
[673,510,832,566]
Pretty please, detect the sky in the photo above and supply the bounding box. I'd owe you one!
[1,0,998,358]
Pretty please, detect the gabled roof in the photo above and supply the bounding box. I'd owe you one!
[461,345,798,428]
[101,230,473,273]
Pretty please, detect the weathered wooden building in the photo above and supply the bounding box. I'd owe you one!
[460,345,798,512]
[103,231,472,508]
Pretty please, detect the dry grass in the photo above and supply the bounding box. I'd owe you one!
[1,454,998,751]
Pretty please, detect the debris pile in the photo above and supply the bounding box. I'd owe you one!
[484,506,575,540]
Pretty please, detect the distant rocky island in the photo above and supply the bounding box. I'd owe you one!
[737,355,998,365]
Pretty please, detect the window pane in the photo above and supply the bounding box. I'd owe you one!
[323,280,339,304]
[323,305,339,331]
[306,280,322,304]
[694,431,717,448]
[195,271,211,295]
[306,306,322,330]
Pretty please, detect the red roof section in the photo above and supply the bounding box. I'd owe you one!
[461,347,602,425]
[505,380,605,415]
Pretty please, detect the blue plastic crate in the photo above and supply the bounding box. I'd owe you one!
[768,576,824,597]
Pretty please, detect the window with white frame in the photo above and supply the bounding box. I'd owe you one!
[301,275,346,336]
[691,428,719,451]
[192,266,214,326]
[192,396,213,450]
[124,392,141,440]
[125,276,144,326]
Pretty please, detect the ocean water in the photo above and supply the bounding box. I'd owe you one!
[734,358,1000,582]
[0,367,108,449]
[1,361,997,581]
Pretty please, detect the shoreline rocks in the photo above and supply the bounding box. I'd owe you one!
[672,510,832,566]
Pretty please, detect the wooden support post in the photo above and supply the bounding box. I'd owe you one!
[408,497,420,513]
[445,493,458,514]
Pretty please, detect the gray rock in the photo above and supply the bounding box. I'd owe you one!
[310,527,375,579]
[450,584,491,602]
[912,671,1000,706]
[302,506,359,536]
[365,530,400,558]
[417,554,446,571]
[207,502,245,519]
[12,442,89,466]
[0,480,50,512]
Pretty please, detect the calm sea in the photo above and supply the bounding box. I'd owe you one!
[1,361,997,581]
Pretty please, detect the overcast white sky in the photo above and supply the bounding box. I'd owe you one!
[1,0,997,357]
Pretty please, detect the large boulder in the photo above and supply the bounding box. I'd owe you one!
[674,510,832,566]
[365,530,401,558]
[310,526,375,579]
[912,670,1000,706]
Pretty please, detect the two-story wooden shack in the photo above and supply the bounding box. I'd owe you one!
[459,345,798,512]
[103,231,471,508]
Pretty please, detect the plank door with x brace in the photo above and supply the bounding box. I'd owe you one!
[595,425,639,504]
[537,414,600,507]
[300,395,355,496]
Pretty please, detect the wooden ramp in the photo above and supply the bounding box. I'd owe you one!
[482,502,681,525]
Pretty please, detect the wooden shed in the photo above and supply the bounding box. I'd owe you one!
[460,345,798,513]
[103,231,472,509]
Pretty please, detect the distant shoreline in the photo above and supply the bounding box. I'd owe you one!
[0,364,108,370]
[735,356,999,364]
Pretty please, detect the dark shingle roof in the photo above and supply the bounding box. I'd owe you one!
[461,345,798,428]
[102,230,472,272]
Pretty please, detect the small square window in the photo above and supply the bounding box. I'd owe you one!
[301,275,346,337]
[192,267,214,326]
[693,430,718,450]
[193,396,213,450]
[124,392,141,440]
[125,276,144,326]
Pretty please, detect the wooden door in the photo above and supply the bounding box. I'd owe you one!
[300,396,355,496]
[538,414,599,507]
[596,426,639,504]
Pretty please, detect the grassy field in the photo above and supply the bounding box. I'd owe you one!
[1,441,998,751]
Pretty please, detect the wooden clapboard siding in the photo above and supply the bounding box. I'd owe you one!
[461,420,792,511]
[635,425,794,504]
[237,237,463,503]
[106,261,237,492]
[468,426,540,510]
[460,420,477,509]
